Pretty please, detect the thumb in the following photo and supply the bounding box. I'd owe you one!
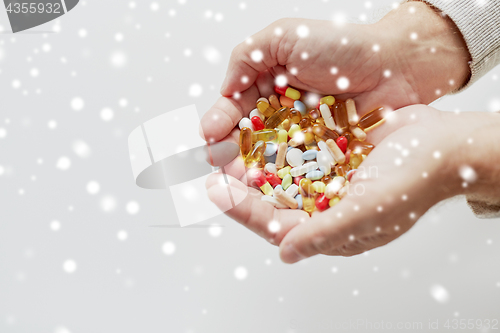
[221,19,294,96]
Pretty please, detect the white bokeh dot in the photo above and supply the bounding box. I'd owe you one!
[296,25,309,38]
[268,220,281,233]
[50,220,61,231]
[275,75,287,87]
[100,195,117,212]
[208,225,223,237]
[70,97,84,111]
[234,266,248,280]
[250,49,263,62]
[430,284,450,304]
[86,181,100,195]
[117,230,128,241]
[72,140,91,158]
[56,156,71,170]
[189,83,203,97]
[110,51,127,67]
[337,77,349,90]
[100,108,114,122]
[162,241,176,255]
[48,120,57,129]
[63,260,77,274]
[126,201,140,215]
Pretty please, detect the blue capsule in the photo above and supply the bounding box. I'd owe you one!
[305,170,324,180]
[264,142,278,156]
[302,150,317,161]
[295,194,303,210]
[294,100,307,115]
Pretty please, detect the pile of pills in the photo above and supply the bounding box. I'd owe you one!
[238,84,387,214]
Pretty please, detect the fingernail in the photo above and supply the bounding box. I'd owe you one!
[281,243,303,263]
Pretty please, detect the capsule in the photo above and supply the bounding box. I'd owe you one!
[274,187,299,209]
[312,123,340,141]
[299,117,312,129]
[302,196,316,214]
[358,107,387,131]
[308,108,320,120]
[251,116,265,131]
[252,129,277,143]
[239,127,252,157]
[280,119,292,132]
[333,100,349,133]
[350,152,363,170]
[265,107,290,129]
[343,131,353,144]
[302,128,317,150]
[299,178,314,197]
[315,118,325,126]
[319,104,336,130]
[326,139,346,164]
[345,98,359,126]
[274,85,301,100]
[348,140,374,155]
[315,194,330,211]
[256,99,276,118]
[278,129,288,144]
[279,95,295,108]
[289,109,302,124]
[321,175,333,184]
[335,164,350,177]
[269,94,281,110]
[245,141,267,167]
[320,95,335,106]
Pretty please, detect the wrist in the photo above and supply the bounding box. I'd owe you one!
[375,1,471,103]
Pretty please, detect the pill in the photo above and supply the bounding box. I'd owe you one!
[338,182,350,198]
[248,169,266,187]
[306,170,324,180]
[278,129,288,144]
[291,161,318,177]
[252,129,277,143]
[336,136,348,153]
[286,184,299,197]
[325,178,345,199]
[295,194,303,210]
[256,99,276,118]
[293,175,304,186]
[302,129,317,150]
[277,166,291,179]
[261,195,288,209]
[349,140,374,155]
[239,127,252,157]
[264,163,277,175]
[249,108,264,121]
[280,119,292,132]
[286,148,304,167]
[302,196,316,213]
[275,142,288,169]
[265,153,276,164]
[274,187,299,209]
[308,108,320,120]
[350,152,363,169]
[251,116,265,131]
[239,117,254,131]
[302,150,317,161]
[260,182,274,196]
[335,164,350,177]
[312,181,326,193]
[345,98,359,126]
[290,109,303,123]
[282,174,293,190]
[326,139,346,164]
[315,194,330,211]
[312,123,339,141]
[288,124,301,139]
[329,196,340,207]
[320,95,335,106]
[321,175,333,184]
[293,100,307,116]
[264,142,278,156]
[265,107,290,129]
[333,100,349,133]
[244,140,266,168]
[319,104,336,130]
[266,172,282,188]
[358,106,387,131]
[275,85,301,100]
[350,126,367,141]
[273,185,283,197]
[316,150,332,175]
[269,94,281,110]
[346,169,357,182]
[299,178,314,197]
[280,95,295,108]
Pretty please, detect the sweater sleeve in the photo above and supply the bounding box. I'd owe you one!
[419,0,500,91]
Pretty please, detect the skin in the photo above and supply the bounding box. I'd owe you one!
[200,2,494,263]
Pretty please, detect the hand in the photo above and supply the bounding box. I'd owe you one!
[278,105,500,263]
[201,1,471,251]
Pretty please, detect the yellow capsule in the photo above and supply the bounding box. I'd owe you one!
[350,152,363,170]
[299,178,314,197]
[277,166,291,179]
[320,95,335,106]
[244,140,266,168]
[312,181,326,193]
[303,196,316,214]
[302,128,317,150]
[290,109,302,124]
[358,107,387,131]
[269,94,281,110]
[257,100,276,118]
[312,124,339,141]
[252,129,277,143]
[265,107,291,129]
[278,129,288,144]
[329,196,340,207]
[288,124,301,139]
[260,182,274,196]
[279,119,292,132]
[239,127,252,157]
[315,117,325,126]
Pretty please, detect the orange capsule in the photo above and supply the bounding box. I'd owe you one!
[315,117,325,126]
[358,107,387,131]
[321,175,333,184]
[312,123,340,142]
[289,109,302,124]
[265,107,290,129]
[299,178,314,197]
[244,140,266,168]
[333,100,349,133]
[269,94,281,110]
[299,117,312,129]
[239,127,252,157]
[280,95,295,108]
[308,108,320,120]
[335,164,351,177]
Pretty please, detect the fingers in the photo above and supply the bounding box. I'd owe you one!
[206,173,310,245]
[199,85,260,142]
[220,20,291,96]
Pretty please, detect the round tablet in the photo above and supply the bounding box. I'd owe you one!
[286,148,304,167]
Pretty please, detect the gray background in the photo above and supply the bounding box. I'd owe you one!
[1,0,499,332]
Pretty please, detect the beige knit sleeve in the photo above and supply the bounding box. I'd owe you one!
[421,0,500,91]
